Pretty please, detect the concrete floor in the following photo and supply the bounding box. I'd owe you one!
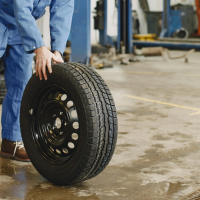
[1,51,200,199]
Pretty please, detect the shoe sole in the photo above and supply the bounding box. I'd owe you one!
[0,151,30,162]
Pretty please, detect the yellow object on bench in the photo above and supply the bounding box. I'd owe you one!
[133,34,156,41]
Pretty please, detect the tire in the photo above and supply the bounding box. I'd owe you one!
[20,62,118,185]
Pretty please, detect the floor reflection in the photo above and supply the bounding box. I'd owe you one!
[0,157,100,200]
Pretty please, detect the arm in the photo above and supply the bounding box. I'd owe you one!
[50,0,74,55]
[14,0,63,80]
[13,0,45,52]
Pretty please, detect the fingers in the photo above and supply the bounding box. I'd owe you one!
[52,54,63,63]
[35,53,42,80]
[52,54,60,63]
[46,58,52,74]
[36,61,39,77]
[36,58,46,80]
[36,60,40,79]
[42,60,47,80]
[35,47,63,81]
[36,61,50,81]
[38,63,43,80]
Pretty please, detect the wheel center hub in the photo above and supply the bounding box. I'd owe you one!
[55,117,62,129]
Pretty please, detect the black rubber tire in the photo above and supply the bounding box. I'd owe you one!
[20,62,118,185]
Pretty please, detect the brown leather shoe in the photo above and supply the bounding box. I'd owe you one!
[0,139,30,162]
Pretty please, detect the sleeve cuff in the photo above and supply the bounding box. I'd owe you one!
[51,45,64,56]
[25,42,45,54]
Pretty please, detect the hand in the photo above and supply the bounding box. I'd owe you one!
[35,46,63,80]
[53,51,64,64]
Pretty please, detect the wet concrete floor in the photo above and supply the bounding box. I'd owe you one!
[1,51,200,199]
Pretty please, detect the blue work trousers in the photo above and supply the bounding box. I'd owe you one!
[2,45,33,141]
[0,0,33,141]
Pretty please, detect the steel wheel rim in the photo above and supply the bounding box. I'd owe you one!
[29,84,80,165]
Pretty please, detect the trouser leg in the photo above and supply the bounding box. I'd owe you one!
[1,44,33,141]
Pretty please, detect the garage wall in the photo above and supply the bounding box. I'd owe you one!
[36,0,196,48]
[132,0,147,35]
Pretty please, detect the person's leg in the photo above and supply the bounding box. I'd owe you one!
[1,44,33,141]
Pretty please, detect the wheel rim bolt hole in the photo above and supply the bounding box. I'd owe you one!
[73,122,79,129]
[56,149,61,154]
[71,110,77,118]
[62,148,68,154]
[72,133,78,140]
[61,94,67,101]
[29,109,33,115]
[68,142,75,149]
[67,101,73,108]
[50,146,54,152]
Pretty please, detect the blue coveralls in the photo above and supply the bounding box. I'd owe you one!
[0,0,74,141]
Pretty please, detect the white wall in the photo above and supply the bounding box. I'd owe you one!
[148,0,163,11]
[132,0,147,34]
[91,0,118,44]
[91,0,99,45]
